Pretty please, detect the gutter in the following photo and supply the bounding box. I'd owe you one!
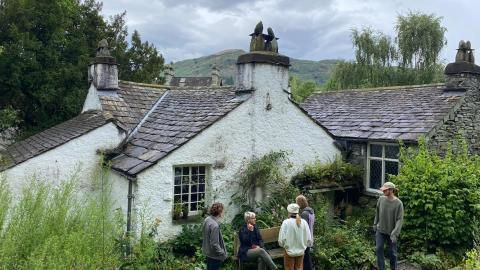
[126,175,136,236]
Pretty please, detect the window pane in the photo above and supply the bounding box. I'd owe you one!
[370,144,382,157]
[385,161,399,180]
[182,194,188,202]
[191,185,198,193]
[182,167,189,175]
[199,175,205,183]
[199,166,205,174]
[199,184,205,192]
[385,145,399,159]
[191,193,198,202]
[192,166,198,175]
[191,175,199,184]
[182,185,189,193]
[174,195,181,203]
[182,176,190,185]
[174,176,181,185]
[174,186,180,194]
[174,167,182,176]
[191,202,197,211]
[369,160,382,189]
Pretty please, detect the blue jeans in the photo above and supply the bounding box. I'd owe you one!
[376,231,397,270]
[206,257,223,270]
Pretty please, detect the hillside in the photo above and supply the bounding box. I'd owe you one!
[173,49,338,85]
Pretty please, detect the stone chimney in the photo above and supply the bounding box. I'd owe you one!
[164,64,175,86]
[211,64,220,86]
[236,22,289,94]
[445,40,480,89]
[82,39,118,112]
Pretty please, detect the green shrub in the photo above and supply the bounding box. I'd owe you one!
[0,169,123,269]
[391,138,480,253]
[408,252,446,270]
[291,157,363,190]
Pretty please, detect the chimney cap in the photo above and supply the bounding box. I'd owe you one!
[92,39,117,65]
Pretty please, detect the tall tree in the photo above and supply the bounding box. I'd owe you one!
[325,12,446,91]
[0,0,164,140]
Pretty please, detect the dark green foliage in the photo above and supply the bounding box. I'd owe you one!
[290,76,321,103]
[324,12,446,90]
[291,157,363,190]
[391,138,480,254]
[0,0,163,140]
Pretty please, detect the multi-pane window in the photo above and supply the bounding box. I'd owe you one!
[174,166,206,214]
[367,143,399,191]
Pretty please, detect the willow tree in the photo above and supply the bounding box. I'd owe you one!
[325,12,446,90]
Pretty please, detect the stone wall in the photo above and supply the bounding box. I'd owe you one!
[428,74,480,155]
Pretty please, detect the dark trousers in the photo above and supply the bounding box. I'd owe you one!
[303,247,313,270]
[206,257,223,270]
[375,231,397,270]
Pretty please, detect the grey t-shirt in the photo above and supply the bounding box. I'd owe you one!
[374,196,404,241]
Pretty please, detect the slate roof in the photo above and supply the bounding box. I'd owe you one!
[300,84,465,141]
[100,81,167,129]
[169,76,213,87]
[110,87,246,176]
[0,111,119,170]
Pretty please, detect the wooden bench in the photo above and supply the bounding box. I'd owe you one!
[233,226,283,269]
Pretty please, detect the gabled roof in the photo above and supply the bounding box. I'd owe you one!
[0,111,120,170]
[110,87,246,176]
[300,84,465,142]
[100,81,167,129]
[169,76,214,87]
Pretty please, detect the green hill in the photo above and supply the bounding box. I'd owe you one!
[173,49,338,85]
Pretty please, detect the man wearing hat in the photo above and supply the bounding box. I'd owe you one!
[374,182,404,270]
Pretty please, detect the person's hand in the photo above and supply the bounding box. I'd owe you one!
[391,235,397,244]
[372,225,377,232]
[247,223,254,231]
[251,244,259,249]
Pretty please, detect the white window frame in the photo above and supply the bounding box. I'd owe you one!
[366,142,400,193]
[173,165,208,217]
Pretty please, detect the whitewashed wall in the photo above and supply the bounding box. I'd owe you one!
[135,62,340,240]
[3,123,126,210]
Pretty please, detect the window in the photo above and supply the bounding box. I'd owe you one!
[367,143,399,191]
[174,165,206,215]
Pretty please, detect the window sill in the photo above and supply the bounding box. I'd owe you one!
[172,214,204,224]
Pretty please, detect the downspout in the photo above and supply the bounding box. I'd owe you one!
[126,175,136,236]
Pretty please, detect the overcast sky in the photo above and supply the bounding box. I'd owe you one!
[100,0,480,63]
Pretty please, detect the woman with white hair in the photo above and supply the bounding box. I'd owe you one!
[238,211,277,270]
[278,203,312,270]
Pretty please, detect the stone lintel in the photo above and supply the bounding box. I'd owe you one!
[237,52,290,67]
[445,62,480,75]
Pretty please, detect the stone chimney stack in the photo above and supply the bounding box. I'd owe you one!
[82,39,118,112]
[88,39,119,90]
[235,22,289,94]
[445,40,480,89]
[164,64,175,86]
[211,64,220,86]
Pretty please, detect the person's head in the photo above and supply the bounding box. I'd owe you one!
[287,203,301,226]
[296,195,308,209]
[380,182,398,196]
[244,211,256,225]
[209,202,224,217]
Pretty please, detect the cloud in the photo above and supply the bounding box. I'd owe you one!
[101,0,480,63]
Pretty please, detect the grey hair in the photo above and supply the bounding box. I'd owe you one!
[244,211,256,223]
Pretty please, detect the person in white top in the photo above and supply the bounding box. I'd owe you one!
[278,203,312,270]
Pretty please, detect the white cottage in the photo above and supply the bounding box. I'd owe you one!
[0,27,340,239]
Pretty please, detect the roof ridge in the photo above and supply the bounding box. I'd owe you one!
[119,80,169,90]
[320,82,445,94]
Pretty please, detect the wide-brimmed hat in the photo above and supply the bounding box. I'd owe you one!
[380,182,398,191]
[287,203,300,214]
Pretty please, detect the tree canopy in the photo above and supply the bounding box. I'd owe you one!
[325,12,447,90]
[0,0,164,140]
